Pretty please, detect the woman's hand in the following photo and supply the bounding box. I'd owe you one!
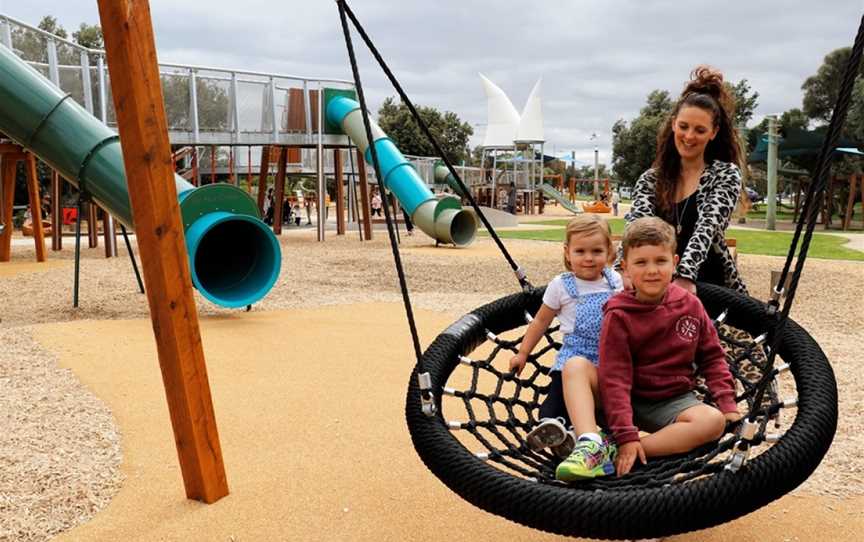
[673,277,697,293]
[615,440,646,477]
[509,353,528,376]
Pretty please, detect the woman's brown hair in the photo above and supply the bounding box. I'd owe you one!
[652,66,742,219]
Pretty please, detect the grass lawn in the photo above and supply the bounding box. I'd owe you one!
[746,201,862,224]
[483,219,864,261]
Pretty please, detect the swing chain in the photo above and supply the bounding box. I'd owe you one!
[418,372,437,417]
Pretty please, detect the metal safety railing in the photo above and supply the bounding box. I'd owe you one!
[0,13,354,147]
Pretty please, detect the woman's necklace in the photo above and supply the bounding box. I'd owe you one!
[674,166,704,235]
[674,194,692,235]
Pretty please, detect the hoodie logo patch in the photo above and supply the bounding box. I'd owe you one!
[675,315,700,342]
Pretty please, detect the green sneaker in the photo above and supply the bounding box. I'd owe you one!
[555,438,616,482]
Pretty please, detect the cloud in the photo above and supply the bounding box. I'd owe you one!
[10,0,863,163]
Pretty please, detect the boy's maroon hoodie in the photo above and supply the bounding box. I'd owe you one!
[598,283,737,445]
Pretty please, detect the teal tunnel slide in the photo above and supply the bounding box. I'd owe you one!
[0,44,280,308]
[326,97,477,246]
[433,162,469,199]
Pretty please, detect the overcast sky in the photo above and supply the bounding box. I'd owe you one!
[3,1,863,164]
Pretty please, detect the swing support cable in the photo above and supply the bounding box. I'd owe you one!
[728,13,864,467]
[336,0,531,291]
[336,0,539,416]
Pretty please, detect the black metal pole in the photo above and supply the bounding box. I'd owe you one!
[120,224,144,294]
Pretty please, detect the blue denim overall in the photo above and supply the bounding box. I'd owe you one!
[552,268,619,371]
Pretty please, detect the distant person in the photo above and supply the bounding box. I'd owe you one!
[41,194,51,220]
[263,188,274,225]
[611,191,620,217]
[506,182,517,214]
[371,190,383,217]
[617,65,747,294]
[402,207,414,236]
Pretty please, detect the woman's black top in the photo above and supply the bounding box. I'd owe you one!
[674,191,726,286]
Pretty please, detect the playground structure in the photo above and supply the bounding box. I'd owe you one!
[0,43,281,308]
[475,74,548,215]
[325,96,476,245]
[0,13,487,249]
[749,119,864,230]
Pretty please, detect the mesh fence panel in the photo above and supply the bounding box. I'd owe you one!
[194,75,231,132]
[160,71,192,131]
[58,65,85,106]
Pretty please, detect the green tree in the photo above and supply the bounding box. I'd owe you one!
[801,47,864,123]
[11,16,67,62]
[376,97,473,164]
[727,79,759,127]
[611,90,673,186]
[575,164,609,179]
[158,73,230,131]
[72,23,103,49]
[799,47,864,190]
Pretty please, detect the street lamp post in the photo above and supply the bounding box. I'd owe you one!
[591,133,599,200]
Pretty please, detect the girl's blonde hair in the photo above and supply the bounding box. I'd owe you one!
[562,215,614,270]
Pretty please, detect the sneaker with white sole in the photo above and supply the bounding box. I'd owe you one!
[525,417,568,451]
[550,430,576,458]
[555,438,617,481]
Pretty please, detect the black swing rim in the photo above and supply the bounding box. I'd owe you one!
[405,283,837,540]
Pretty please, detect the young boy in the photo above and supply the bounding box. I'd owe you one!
[599,217,741,476]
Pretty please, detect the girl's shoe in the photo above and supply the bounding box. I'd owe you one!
[555,438,616,481]
[526,417,568,451]
[550,430,577,458]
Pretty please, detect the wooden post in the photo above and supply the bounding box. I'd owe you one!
[24,154,46,262]
[191,146,199,186]
[103,212,117,258]
[97,0,228,503]
[0,156,15,261]
[210,145,216,184]
[51,170,62,250]
[843,175,858,231]
[858,176,864,232]
[87,202,99,248]
[246,146,252,193]
[272,146,287,235]
[824,177,835,228]
[356,148,372,240]
[228,147,236,185]
[256,145,270,214]
[334,149,345,235]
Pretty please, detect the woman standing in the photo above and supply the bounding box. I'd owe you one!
[619,66,747,294]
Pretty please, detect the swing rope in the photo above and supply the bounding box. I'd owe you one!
[337,0,424,368]
[746,12,864,424]
[336,0,532,292]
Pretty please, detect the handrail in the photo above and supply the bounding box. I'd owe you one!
[0,13,353,85]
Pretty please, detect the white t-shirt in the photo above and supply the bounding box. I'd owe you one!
[542,270,623,333]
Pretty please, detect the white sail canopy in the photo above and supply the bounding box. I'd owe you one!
[515,78,544,143]
[479,73,520,149]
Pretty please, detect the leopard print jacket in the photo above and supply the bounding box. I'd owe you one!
[615,160,748,294]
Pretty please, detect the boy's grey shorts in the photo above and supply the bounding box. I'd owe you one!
[632,391,704,433]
